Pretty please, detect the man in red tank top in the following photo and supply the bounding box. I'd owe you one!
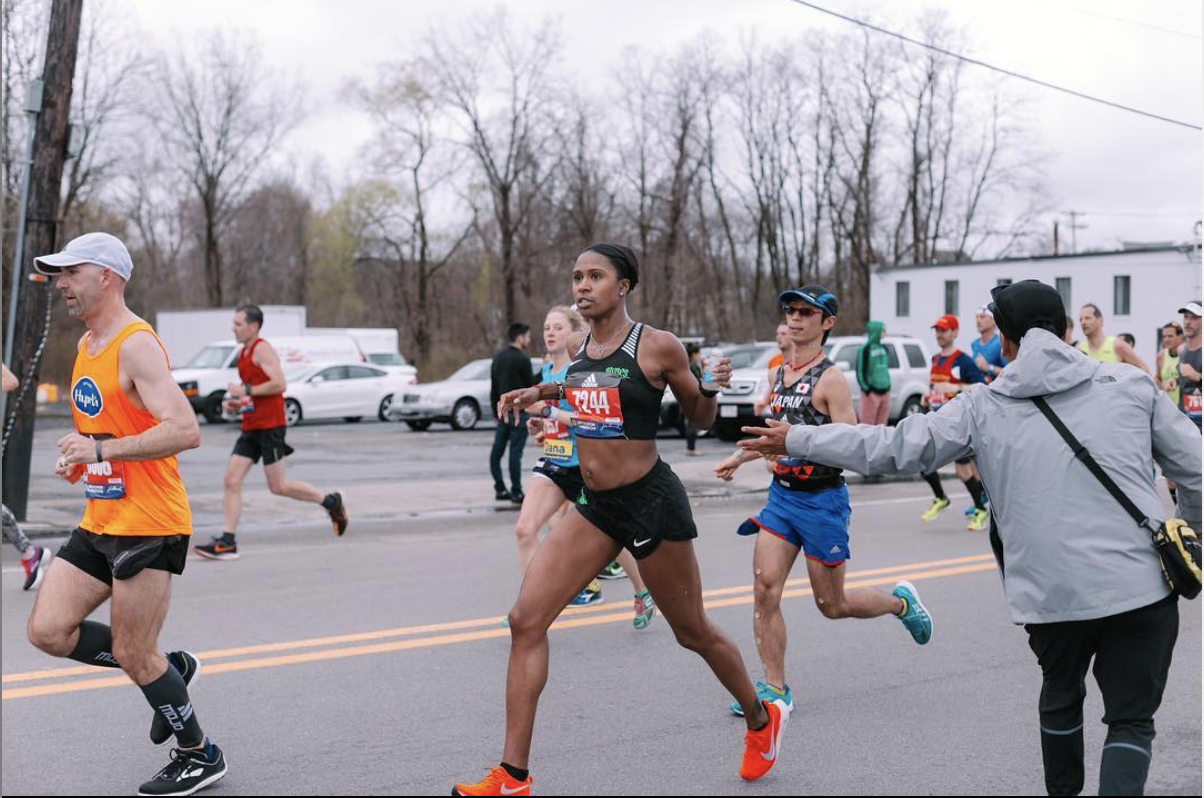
[193,305,348,561]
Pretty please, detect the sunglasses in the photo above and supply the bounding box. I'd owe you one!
[781,304,823,318]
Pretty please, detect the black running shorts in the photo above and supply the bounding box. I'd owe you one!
[575,458,698,560]
[532,460,587,503]
[57,527,189,585]
[232,426,294,465]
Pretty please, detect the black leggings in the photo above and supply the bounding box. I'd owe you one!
[1024,594,1179,796]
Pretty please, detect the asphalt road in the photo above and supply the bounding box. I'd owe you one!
[2,421,1200,796]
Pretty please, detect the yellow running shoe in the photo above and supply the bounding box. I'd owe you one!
[920,497,951,521]
[967,508,990,531]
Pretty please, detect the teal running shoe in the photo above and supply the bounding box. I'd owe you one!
[893,581,932,645]
[729,680,793,717]
[569,580,604,606]
[633,590,656,630]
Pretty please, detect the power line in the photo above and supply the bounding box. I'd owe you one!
[1066,210,1201,219]
[784,0,1202,132]
[1062,5,1201,41]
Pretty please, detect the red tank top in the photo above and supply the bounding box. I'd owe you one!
[237,338,286,430]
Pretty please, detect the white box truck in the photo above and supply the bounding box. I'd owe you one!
[156,306,308,368]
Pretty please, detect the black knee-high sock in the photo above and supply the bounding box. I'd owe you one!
[68,620,120,668]
[140,665,205,748]
[965,477,987,510]
[922,471,946,501]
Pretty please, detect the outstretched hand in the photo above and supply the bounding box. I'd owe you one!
[737,418,792,458]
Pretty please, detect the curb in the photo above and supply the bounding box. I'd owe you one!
[14,470,946,539]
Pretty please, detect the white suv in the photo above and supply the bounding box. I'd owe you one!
[705,336,932,440]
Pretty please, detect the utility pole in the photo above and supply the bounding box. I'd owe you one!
[2,0,84,521]
[1066,210,1088,255]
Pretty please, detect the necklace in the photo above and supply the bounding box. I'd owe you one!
[789,349,824,372]
[589,321,632,358]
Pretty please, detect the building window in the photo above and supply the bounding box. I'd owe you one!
[1114,275,1131,316]
[1055,277,1071,312]
[945,280,959,316]
[896,281,909,317]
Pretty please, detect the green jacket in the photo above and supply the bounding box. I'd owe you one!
[856,321,891,393]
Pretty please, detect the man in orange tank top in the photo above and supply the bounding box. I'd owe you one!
[192,305,348,561]
[25,232,228,796]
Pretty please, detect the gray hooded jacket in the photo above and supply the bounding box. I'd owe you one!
[785,328,1202,624]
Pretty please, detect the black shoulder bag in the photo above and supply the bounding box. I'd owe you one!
[1032,395,1201,600]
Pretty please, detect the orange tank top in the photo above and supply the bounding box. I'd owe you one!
[69,320,193,537]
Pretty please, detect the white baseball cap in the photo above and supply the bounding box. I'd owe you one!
[33,232,133,281]
[1178,301,1203,317]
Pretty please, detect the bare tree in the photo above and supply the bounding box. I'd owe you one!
[60,0,148,222]
[1,0,45,204]
[349,68,475,364]
[415,9,563,330]
[151,29,296,306]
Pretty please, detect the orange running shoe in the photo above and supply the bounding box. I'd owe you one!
[451,766,533,796]
[739,698,787,781]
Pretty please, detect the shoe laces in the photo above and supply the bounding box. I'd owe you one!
[155,747,206,781]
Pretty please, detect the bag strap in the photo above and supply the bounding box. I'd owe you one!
[1031,395,1154,530]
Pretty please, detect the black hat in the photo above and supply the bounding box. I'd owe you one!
[988,280,1066,343]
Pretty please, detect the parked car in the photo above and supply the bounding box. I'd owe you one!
[225,362,416,426]
[702,336,933,440]
[176,335,372,423]
[386,357,542,431]
[707,342,780,440]
[822,335,932,422]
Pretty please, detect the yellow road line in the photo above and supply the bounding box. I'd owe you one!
[2,553,993,685]
[2,559,996,701]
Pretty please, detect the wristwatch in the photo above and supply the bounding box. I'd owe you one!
[540,405,554,419]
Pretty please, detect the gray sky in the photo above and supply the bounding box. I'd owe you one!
[132,0,1202,253]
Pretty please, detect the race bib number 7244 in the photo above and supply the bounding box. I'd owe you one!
[565,385,626,439]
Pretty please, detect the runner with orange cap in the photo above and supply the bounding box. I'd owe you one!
[917,314,990,530]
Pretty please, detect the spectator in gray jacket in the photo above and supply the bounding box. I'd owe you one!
[738,279,1201,797]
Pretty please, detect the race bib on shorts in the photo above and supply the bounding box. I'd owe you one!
[84,460,126,500]
[565,372,626,438]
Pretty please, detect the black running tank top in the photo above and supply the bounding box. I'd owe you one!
[564,323,663,440]
[769,358,844,490]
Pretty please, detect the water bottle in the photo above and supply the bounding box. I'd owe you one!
[239,393,254,416]
[701,349,724,393]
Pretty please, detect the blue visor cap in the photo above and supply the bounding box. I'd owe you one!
[779,286,839,317]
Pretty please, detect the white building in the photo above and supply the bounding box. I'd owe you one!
[870,245,1203,366]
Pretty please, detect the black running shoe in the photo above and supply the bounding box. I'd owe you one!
[326,491,349,537]
[150,652,202,745]
[138,741,227,797]
[510,489,525,505]
[193,538,239,561]
[495,489,513,502]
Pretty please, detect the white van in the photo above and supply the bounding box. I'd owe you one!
[174,335,365,423]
